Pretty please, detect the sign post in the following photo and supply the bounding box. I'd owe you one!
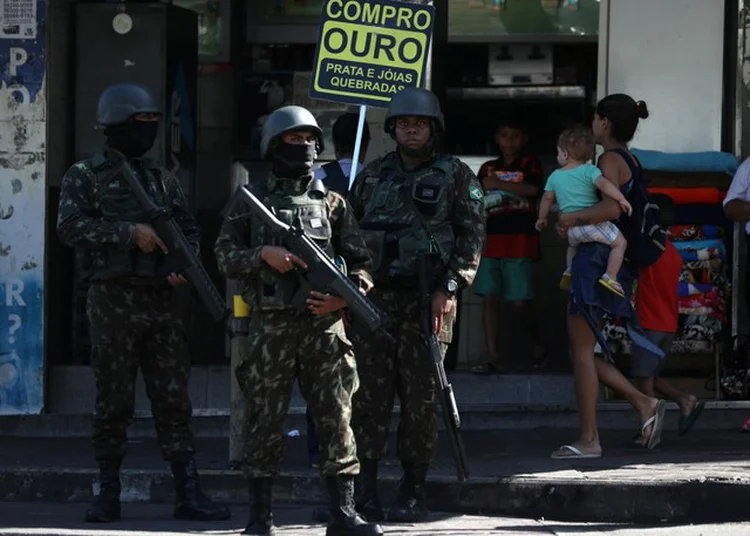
[309,0,436,188]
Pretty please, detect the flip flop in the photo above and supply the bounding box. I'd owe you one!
[598,276,625,298]
[550,444,602,460]
[678,400,705,437]
[641,399,667,449]
[559,272,572,292]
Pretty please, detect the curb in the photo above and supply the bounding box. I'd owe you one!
[1,467,748,523]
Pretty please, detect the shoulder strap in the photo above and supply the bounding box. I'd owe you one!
[607,148,643,179]
[309,176,328,199]
[321,161,349,196]
[88,152,110,170]
[432,154,455,175]
[80,153,118,203]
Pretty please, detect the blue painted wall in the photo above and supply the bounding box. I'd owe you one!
[0,0,47,414]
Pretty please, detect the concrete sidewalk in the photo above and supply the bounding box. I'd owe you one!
[1,428,749,523]
[0,503,531,536]
[1,502,750,536]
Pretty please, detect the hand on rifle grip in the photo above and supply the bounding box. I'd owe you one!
[261,246,308,273]
[431,291,455,335]
[135,223,168,254]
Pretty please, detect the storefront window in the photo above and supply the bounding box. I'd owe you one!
[449,0,599,39]
[262,0,323,17]
[173,0,225,57]
[258,0,598,38]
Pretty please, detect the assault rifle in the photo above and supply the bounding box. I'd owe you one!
[417,253,469,482]
[222,184,394,344]
[117,162,228,323]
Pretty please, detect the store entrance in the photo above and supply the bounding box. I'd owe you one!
[440,41,598,374]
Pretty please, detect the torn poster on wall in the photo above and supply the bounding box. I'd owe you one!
[0,0,46,414]
[0,0,38,40]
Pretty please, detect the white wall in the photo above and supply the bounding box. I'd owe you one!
[601,0,725,152]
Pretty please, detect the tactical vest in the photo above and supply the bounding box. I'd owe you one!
[78,151,168,283]
[357,153,456,284]
[244,177,335,311]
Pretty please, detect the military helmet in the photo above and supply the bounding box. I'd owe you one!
[260,105,324,159]
[96,83,161,127]
[384,87,445,133]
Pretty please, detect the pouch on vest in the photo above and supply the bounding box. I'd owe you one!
[92,164,161,281]
[299,205,333,251]
[256,208,295,310]
[398,233,431,276]
[412,181,444,218]
[359,229,386,272]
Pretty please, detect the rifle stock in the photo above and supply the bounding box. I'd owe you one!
[223,184,394,344]
[118,162,228,323]
[417,254,469,482]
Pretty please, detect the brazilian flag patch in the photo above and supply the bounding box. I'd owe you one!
[469,185,483,201]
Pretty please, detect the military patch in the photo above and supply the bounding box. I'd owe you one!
[469,185,483,201]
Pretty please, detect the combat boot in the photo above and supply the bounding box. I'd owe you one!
[85,458,122,523]
[386,462,428,523]
[243,477,275,535]
[325,475,383,536]
[170,454,231,521]
[312,459,383,524]
[354,459,384,522]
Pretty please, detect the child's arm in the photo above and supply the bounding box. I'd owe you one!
[483,154,544,197]
[595,176,632,215]
[535,191,555,231]
[478,162,494,191]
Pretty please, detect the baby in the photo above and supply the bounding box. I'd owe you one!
[536,125,632,297]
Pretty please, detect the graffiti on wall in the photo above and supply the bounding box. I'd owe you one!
[0,0,46,414]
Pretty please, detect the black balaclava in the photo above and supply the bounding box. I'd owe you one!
[106,119,159,158]
[272,142,316,178]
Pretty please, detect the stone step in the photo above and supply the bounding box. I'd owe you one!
[2,401,749,437]
[51,369,585,412]
[51,366,727,414]
[1,431,750,524]
[4,466,749,524]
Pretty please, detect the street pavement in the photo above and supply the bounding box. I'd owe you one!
[0,503,748,535]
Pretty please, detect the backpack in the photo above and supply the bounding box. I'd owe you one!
[609,148,668,269]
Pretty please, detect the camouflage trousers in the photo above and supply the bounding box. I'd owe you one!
[352,289,451,464]
[86,281,194,462]
[235,310,359,479]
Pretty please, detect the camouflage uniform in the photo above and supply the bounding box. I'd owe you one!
[347,88,486,523]
[57,83,229,525]
[215,176,372,480]
[58,152,198,462]
[349,153,485,462]
[215,104,382,536]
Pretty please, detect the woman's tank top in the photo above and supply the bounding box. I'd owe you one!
[605,147,643,230]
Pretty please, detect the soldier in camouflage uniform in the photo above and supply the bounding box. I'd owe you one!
[214,105,382,536]
[56,83,230,524]
[348,88,486,523]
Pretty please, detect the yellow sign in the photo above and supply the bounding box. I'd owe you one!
[309,0,435,107]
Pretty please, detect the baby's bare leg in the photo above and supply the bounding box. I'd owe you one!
[605,233,627,281]
[565,245,577,273]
